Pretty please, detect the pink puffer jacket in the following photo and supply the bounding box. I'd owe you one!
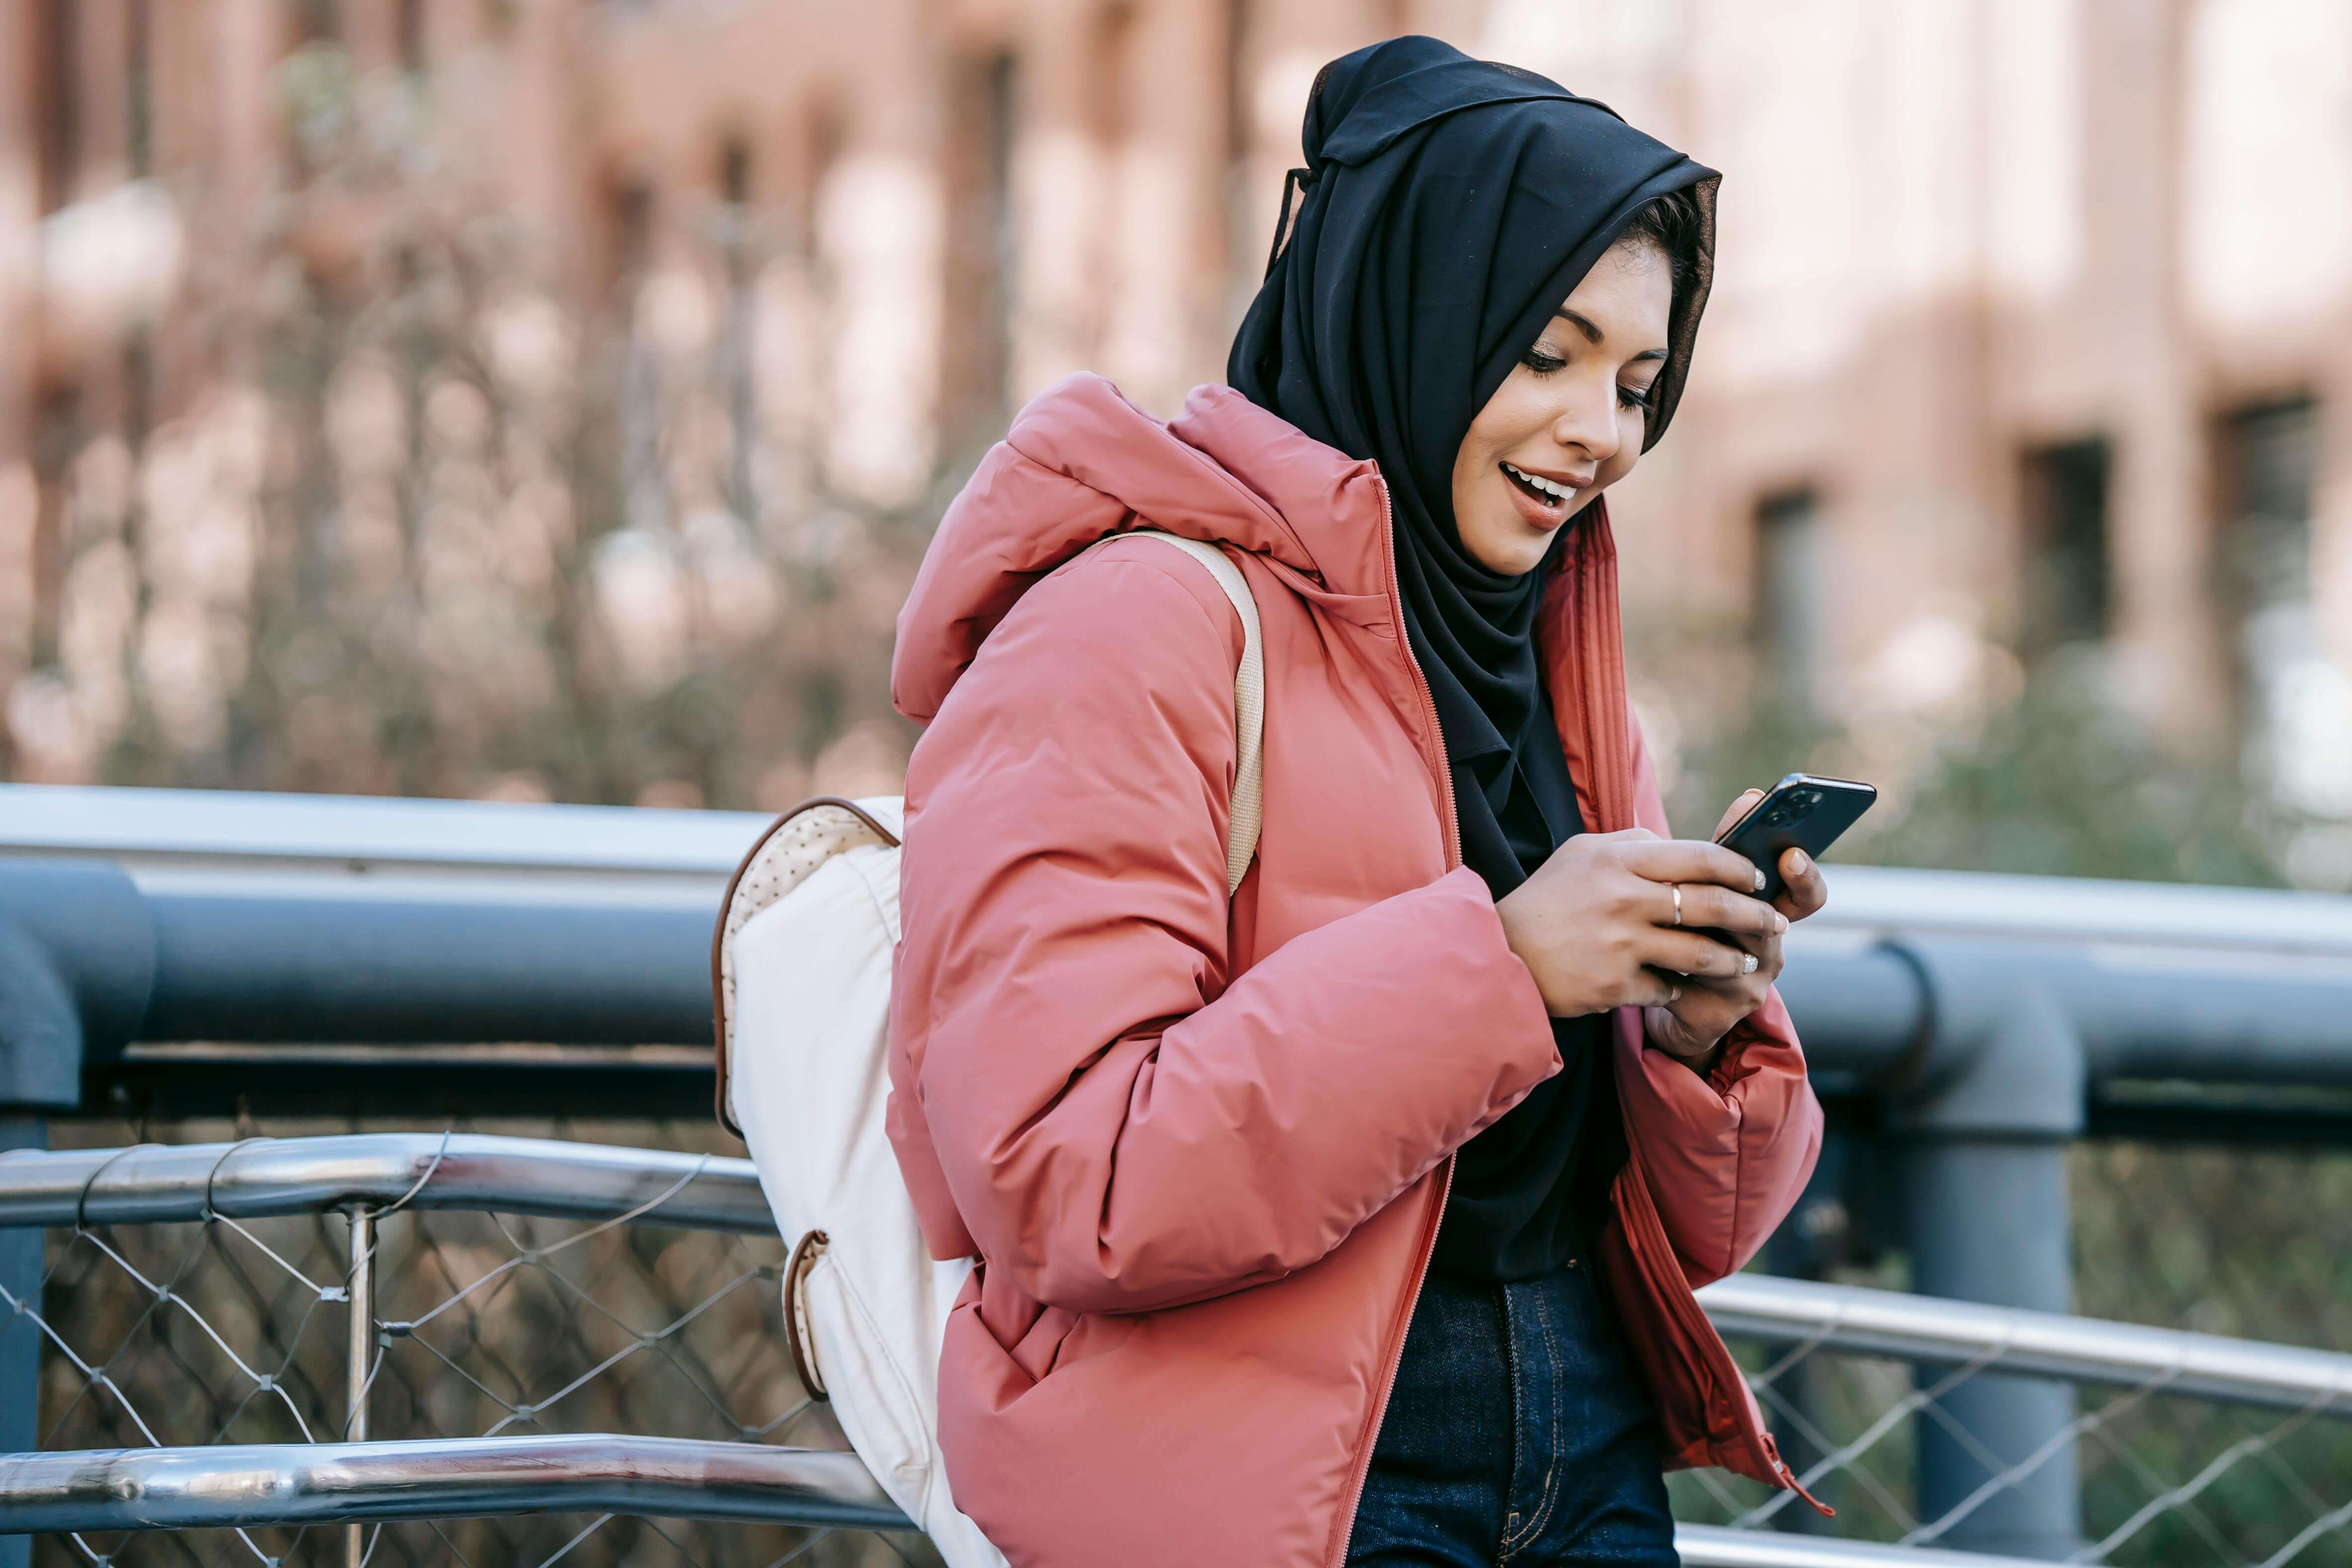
[886,374,1826,1568]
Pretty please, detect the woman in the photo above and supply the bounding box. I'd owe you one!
[886,35,1827,1568]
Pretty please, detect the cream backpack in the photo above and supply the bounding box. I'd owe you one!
[712,532,1265,1564]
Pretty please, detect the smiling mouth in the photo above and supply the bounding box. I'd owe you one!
[1502,461,1577,508]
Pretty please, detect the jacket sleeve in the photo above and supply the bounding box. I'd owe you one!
[889,547,1562,1316]
[1614,704,1825,1288]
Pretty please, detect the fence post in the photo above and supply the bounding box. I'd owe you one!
[0,866,146,1568]
[346,1205,377,1568]
[0,1114,41,1568]
[1890,943,2085,1560]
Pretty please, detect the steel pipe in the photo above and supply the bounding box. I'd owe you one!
[8,785,2352,1093]
[140,888,715,1045]
[0,1436,2058,1567]
[0,1435,910,1534]
[1699,1273,2352,1417]
[1675,1527,2052,1568]
[1761,944,1928,1082]
[0,1134,774,1235]
[11,784,2352,961]
[0,783,767,883]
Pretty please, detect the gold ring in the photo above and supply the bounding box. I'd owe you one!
[1671,883,1682,926]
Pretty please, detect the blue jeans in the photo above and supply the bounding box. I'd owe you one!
[1347,1259,1679,1566]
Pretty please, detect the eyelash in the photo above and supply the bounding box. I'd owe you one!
[1518,346,1655,411]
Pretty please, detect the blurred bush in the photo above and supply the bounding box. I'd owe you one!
[17,46,927,811]
[1665,653,2298,889]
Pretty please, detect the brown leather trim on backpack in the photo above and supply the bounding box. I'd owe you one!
[710,795,904,1137]
[784,1227,832,1400]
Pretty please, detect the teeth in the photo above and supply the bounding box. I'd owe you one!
[1504,462,1572,501]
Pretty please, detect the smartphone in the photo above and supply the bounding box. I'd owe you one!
[1713,772,1877,901]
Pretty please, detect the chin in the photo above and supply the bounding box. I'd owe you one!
[1462,524,1559,578]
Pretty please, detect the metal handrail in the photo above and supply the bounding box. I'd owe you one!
[0,783,765,884]
[9,782,2352,958]
[0,1435,2053,1567]
[0,1435,907,1533]
[5,1135,2351,1420]
[0,1134,775,1234]
[1702,1274,2352,1417]
[1673,1527,2049,1568]
[9,786,2352,1103]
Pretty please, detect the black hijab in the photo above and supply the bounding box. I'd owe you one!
[1227,34,1717,895]
[1227,36,1719,1279]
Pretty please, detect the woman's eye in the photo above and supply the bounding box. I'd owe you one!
[1617,382,1655,412]
[1520,346,1568,377]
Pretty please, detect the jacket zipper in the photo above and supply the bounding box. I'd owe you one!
[1616,1158,1833,1515]
[1328,472,1461,1568]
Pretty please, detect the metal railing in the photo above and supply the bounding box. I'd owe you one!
[0,1439,2087,1568]
[0,1135,777,1235]
[3,1134,2350,1566]
[0,1435,907,1535]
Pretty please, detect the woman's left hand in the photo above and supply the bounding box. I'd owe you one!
[1645,788,1831,1072]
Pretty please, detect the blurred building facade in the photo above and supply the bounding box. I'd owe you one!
[3,0,2349,848]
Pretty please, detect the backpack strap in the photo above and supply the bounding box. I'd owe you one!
[1099,530,1264,895]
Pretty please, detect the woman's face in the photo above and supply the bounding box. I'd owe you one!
[1449,237,1673,577]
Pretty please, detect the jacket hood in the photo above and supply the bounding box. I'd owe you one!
[893,374,1396,722]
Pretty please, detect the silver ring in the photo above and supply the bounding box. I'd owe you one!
[1671,883,1682,926]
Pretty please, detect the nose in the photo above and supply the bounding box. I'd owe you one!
[1549,380,1623,471]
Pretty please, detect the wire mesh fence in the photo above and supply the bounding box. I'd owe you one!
[11,1116,933,1568]
[1664,1139,2352,1567]
[1668,1305,2352,1566]
[5,1116,2351,1568]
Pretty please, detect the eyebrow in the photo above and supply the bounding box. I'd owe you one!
[1553,307,1668,362]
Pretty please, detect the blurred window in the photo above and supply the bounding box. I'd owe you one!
[2224,399,2315,614]
[1091,6,1138,147]
[128,0,153,178]
[2020,437,2112,653]
[1223,0,1251,166]
[1221,0,1257,311]
[1755,488,1825,710]
[604,179,654,297]
[295,0,340,44]
[944,50,1019,443]
[719,136,756,519]
[720,137,753,207]
[2220,396,2349,815]
[398,0,426,74]
[34,0,76,214]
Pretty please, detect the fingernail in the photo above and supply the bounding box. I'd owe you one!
[1669,984,1681,1003]
[1790,850,1810,874]
[1753,868,1767,892]
[1742,953,1758,975]
[1774,912,1788,934]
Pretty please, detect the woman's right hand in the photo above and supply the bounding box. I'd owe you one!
[1493,829,1785,1018]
